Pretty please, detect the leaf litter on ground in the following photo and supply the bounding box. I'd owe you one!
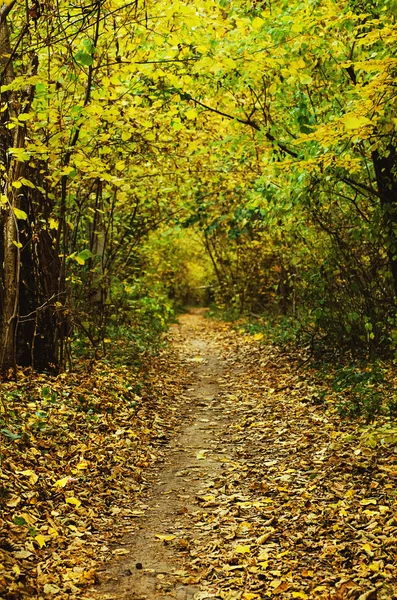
[1,313,397,600]
[177,323,397,600]
[0,343,193,599]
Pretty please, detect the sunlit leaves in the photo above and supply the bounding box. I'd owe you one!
[12,207,28,220]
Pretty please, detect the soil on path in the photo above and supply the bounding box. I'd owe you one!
[93,310,237,600]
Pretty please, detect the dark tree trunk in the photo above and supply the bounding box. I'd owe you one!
[372,145,397,298]
[0,2,60,374]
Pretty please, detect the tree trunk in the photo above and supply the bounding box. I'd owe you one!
[0,2,38,374]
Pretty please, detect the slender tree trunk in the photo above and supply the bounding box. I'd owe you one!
[0,2,18,373]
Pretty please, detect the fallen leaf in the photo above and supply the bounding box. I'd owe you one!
[54,476,71,488]
[196,449,209,460]
[43,583,61,595]
[235,544,251,554]
[65,496,81,508]
[18,470,38,485]
[274,581,290,594]
[35,534,46,548]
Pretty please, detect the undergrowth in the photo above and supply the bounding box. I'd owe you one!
[224,312,397,424]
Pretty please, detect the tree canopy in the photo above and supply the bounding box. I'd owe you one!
[0,0,397,372]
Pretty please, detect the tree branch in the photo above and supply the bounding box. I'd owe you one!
[0,0,17,22]
[339,176,381,199]
[181,92,299,158]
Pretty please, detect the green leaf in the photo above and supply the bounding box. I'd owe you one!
[74,50,93,67]
[1,428,21,440]
[13,516,27,526]
[77,249,94,264]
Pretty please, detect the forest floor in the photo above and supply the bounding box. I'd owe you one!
[1,311,397,599]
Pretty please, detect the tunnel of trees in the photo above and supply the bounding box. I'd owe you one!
[0,0,397,374]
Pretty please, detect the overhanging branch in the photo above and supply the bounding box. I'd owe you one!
[181,92,299,159]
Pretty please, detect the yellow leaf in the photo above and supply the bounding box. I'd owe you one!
[61,165,75,176]
[362,543,374,556]
[360,498,377,505]
[0,194,7,204]
[12,180,22,189]
[35,534,46,548]
[76,461,88,470]
[196,450,208,460]
[258,561,268,569]
[48,527,58,537]
[242,594,260,600]
[48,217,58,230]
[20,177,35,188]
[199,494,216,502]
[12,241,22,249]
[13,207,28,220]
[65,496,81,508]
[252,16,264,30]
[54,476,70,488]
[235,544,251,554]
[292,593,309,599]
[121,131,131,141]
[253,333,264,341]
[17,113,32,122]
[155,534,176,541]
[19,470,38,484]
[172,120,183,131]
[20,512,36,525]
[186,108,198,120]
[43,583,60,594]
[343,115,372,130]
[6,495,21,507]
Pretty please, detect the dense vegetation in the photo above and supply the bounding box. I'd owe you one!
[1,0,397,370]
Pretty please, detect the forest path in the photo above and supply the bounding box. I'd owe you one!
[92,311,397,600]
[93,310,239,600]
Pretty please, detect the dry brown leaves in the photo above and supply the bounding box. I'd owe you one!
[178,327,397,600]
[1,317,397,600]
[0,344,191,599]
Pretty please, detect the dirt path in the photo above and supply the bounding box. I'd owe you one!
[91,311,397,600]
[93,311,237,600]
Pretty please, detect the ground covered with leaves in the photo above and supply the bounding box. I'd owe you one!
[184,327,397,600]
[0,343,192,599]
[1,312,397,599]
